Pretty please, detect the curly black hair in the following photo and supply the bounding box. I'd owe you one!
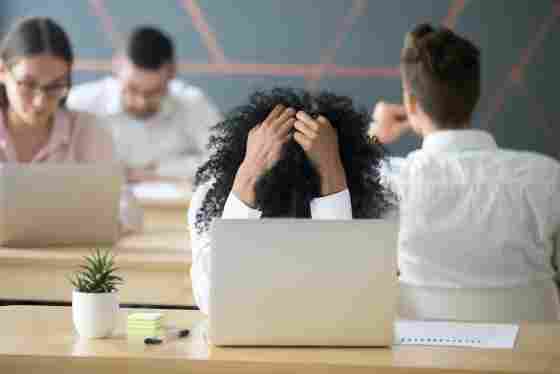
[194,87,390,232]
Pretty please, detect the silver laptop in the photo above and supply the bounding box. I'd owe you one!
[209,219,399,347]
[0,163,123,247]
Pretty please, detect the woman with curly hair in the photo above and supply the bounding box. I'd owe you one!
[188,87,391,314]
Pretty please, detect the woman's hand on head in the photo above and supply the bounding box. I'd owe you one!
[232,104,295,207]
[294,111,347,196]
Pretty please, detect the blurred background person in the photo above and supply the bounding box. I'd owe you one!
[0,16,143,234]
[68,25,222,184]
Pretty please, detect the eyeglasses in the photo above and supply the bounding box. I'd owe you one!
[7,69,69,100]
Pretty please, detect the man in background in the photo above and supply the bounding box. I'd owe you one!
[68,26,222,183]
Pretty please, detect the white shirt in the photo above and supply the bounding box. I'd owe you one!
[187,181,352,314]
[383,129,560,289]
[67,77,222,179]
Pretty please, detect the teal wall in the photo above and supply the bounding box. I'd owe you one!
[1,1,558,158]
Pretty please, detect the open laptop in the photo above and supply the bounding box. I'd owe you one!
[0,163,123,247]
[209,219,399,347]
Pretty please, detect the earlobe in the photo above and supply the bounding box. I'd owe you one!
[407,93,417,115]
[167,63,176,80]
[111,54,124,76]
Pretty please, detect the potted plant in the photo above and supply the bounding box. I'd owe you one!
[69,249,123,338]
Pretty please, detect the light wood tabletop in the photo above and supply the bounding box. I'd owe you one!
[0,228,193,306]
[0,305,559,374]
[0,181,194,306]
[132,181,192,230]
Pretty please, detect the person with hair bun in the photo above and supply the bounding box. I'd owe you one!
[371,23,560,322]
[0,17,143,234]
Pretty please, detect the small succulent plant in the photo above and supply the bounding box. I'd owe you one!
[69,249,123,293]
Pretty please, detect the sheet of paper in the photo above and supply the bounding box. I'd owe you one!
[131,182,189,201]
[394,320,519,349]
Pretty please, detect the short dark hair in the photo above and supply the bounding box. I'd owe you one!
[400,23,480,129]
[0,17,73,107]
[126,26,174,70]
[194,87,391,233]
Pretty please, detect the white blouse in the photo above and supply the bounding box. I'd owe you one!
[382,129,560,289]
[187,181,352,314]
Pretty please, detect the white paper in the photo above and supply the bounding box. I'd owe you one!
[394,320,519,349]
[131,182,189,201]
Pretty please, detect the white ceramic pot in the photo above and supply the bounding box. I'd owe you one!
[72,290,119,339]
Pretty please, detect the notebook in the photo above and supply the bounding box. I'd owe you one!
[395,320,519,349]
[130,181,192,206]
[209,218,399,347]
[0,163,123,247]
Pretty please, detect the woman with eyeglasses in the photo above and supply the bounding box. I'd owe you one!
[0,17,143,234]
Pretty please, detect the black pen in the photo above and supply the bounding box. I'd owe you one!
[144,328,190,345]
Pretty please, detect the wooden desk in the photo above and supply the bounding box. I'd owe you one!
[0,306,559,374]
[133,182,192,230]
[0,228,193,306]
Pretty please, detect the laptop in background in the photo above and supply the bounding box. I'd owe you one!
[209,219,399,347]
[0,163,123,247]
